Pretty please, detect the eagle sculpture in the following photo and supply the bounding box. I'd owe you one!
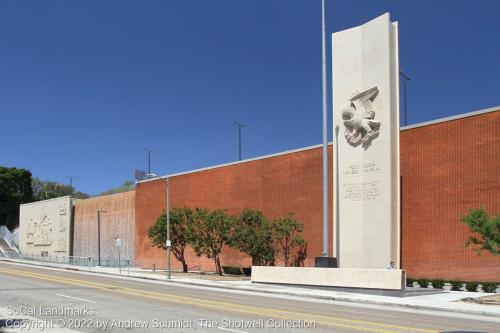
[342,87,380,146]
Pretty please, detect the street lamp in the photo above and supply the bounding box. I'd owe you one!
[97,210,108,266]
[144,148,156,178]
[165,176,171,280]
[233,122,246,161]
[149,174,171,279]
[66,176,76,194]
[115,237,122,274]
[399,71,410,126]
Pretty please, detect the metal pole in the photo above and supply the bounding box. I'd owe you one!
[166,177,171,279]
[238,126,242,160]
[118,246,121,274]
[399,71,410,126]
[144,149,156,178]
[97,211,101,266]
[66,176,75,194]
[321,0,329,257]
[403,77,408,126]
[233,122,246,161]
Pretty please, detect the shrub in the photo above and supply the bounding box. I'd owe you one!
[242,267,252,276]
[222,266,242,275]
[417,279,429,288]
[465,282,478,292]
[431,279,445,289]
[449,280,464,291]
[481,282,498,293]
[406,278,415,287]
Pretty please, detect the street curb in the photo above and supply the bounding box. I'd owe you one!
[1,258,499,319]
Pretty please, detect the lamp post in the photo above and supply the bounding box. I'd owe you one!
[150,174,171,279]
[97,210,107,266]
[233,122,245,161]
[166,176,171,280]
[66,176,76,194]
[399,71,410,126]
[115,237,122,274]
[144,148,156,178]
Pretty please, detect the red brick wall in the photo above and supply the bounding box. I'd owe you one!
[135,147,334,271]
[400,111,500,281]
[135,110,500,280]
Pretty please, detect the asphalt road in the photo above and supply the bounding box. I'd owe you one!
[0,261,498,333]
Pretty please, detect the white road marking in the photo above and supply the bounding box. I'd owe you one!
[56,293,96,304]
[217,327,249,333]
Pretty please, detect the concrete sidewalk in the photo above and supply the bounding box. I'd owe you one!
[1,257,499,319]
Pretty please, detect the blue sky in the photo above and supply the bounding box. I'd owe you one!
[1,0,499,195]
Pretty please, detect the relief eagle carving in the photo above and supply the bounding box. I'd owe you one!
[342,87,381,146]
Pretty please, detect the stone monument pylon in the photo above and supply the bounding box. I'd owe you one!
[333,13,401,269]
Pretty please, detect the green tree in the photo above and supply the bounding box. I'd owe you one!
[191,208,233,275]
[461,207,499,255]
[293,243,308,267]
[148,207,195,272]
[97,180,135,196]
[0,166,33,229]
[229,208,275,266]
[272,214,307,267]
[32,177,89,200]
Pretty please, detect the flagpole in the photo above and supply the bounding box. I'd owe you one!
[321,0,329,257]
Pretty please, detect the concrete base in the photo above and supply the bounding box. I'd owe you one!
[252,283,443,297]
[253,282,409,297]
[251,266,405,291]
[314,256,337,268]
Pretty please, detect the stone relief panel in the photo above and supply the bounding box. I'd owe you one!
[19,196,72,257]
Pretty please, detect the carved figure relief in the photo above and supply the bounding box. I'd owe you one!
[342,87,381,146]
[26,219,35,244]
[33,214,53,246]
